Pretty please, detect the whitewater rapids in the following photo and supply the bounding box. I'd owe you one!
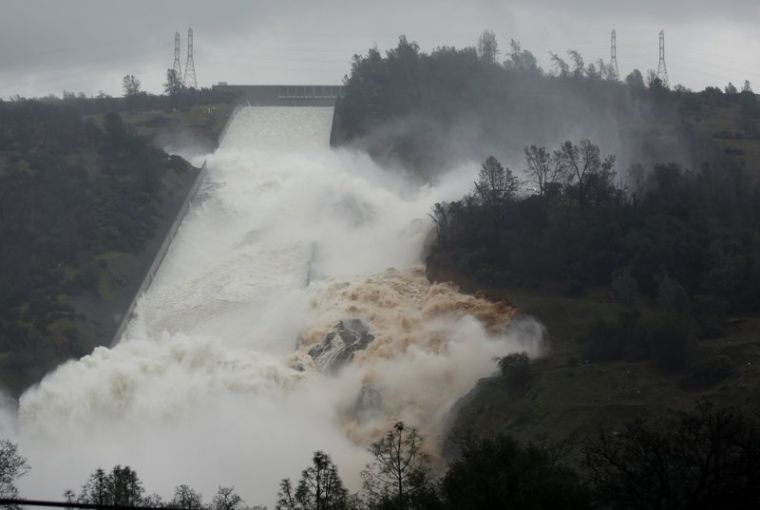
[5,106,544,505]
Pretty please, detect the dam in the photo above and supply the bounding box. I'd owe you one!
[212,83,342,106]
[10,105,537,506]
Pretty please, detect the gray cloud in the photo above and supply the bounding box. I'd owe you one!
[1,0,759,98]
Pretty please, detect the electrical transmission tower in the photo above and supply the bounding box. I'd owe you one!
[172,32,183,82]
[610,29,620,80]
[184,27,197,89]
[657,30,669,87]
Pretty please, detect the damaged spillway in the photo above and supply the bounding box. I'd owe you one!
[8,106,544,505]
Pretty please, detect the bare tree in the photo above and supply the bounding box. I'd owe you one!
[212,486,244,510]
[477,30,498,65]
[361,422,431,509]
[172,484,204,510]
[585,402,760,509]
[554,140,615,207]
[474,156,519,206]
[524,145,563,196]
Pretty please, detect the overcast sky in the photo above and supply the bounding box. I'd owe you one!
[1,0,759,99]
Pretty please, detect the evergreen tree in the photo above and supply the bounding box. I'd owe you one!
[277,451,349,510]
[361,422,433,509]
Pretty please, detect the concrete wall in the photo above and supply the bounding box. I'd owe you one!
[211,84,342,106]
[110,161,208,345]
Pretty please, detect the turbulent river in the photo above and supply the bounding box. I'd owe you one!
[3,106,543,505]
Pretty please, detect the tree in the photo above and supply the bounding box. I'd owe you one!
[143,493,164,508]
[361,422,432,509]
[498,352,532,390]
[596,59,617,81]
[0,440,29,500]
[567,50,585,77]
[742,80,753,94]
[109,465,144,507]
[554,140,615,207]
[78,465,144,507]
[79,468,111,507]
[212,486,245,510]
[524,145,562,196]
[504,40,538,73]
[122,75,141,97]
[625,69,646,90]
[172,485,204,510]
[585,401,760,509]
[549,52,570,76]
[164,69,185,97]
[277,451,349,510]
[725,82,738,94]
[277,479,298,510]
[585,62,601,80]
[476,30,498,65]
[474,156,518,206]
[63,489,76,504]
[442,435,589,509]
[646,70,665,90]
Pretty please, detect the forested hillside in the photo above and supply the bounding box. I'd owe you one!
[0,99,217,396]
[333,37,744,182]
[333,35,760,450]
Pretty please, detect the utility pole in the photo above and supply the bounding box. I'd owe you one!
[172,31,183,83]
[657,30,669,88]
[184,27,197,89]
[610,29,620,80]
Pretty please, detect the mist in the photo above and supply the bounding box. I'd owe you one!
[2,106,543,506]
[331,40,726,186]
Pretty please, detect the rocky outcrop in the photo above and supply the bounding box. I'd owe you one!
[308,319,374,373]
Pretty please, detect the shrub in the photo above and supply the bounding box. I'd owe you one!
[498,352,532,390]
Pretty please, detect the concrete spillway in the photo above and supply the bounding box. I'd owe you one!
[10,106,542,507]
[120,106,335,344]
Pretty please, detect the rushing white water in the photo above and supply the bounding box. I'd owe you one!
[6,106,544,506]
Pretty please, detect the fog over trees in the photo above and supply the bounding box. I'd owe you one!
[3,408,759,508]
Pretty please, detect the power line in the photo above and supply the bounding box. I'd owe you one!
[610,29,620,80]
[657,29,669,87]
[0,499,178,510]
[183,27,197,89]
[172,31,182,81]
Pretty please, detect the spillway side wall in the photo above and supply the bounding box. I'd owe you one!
[110,161,208,345]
